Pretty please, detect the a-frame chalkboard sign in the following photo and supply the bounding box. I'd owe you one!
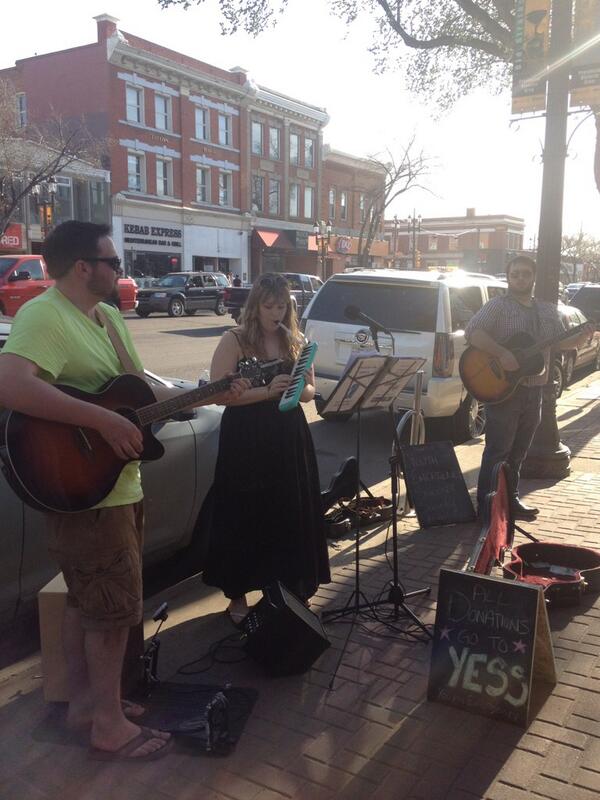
[427,568,556,727]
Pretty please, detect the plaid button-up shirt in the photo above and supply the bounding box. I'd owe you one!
[465,294,566,386]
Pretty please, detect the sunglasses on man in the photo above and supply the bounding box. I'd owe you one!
[83,256,123,273]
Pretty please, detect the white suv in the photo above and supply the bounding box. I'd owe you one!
[302,269,507,441]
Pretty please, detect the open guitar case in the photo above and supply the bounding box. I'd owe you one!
[467,462,600,606]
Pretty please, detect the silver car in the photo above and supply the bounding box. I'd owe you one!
[0,354,222,626]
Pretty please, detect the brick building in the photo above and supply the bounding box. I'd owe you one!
[2,14,388,282]
[384,208,525,274]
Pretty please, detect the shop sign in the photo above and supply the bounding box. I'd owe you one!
[0,223,24,251]
[123,220,183,251]
[336,236,352,254]
[294,230,309,250]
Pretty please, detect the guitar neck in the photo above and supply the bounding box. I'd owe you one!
[520,323,584,360]
[136,375,234,426]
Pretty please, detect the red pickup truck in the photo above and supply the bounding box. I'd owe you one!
[0,255,137,316]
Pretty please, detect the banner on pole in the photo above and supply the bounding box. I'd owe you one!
[570,0,600,107]
[512,0,551,114]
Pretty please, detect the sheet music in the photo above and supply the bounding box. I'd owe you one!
[321,353,425,416]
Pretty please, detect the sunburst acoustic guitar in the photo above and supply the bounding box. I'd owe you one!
[0,360,273,514]
[459,324,587,405]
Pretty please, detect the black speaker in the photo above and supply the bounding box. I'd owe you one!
[241,582,330,676]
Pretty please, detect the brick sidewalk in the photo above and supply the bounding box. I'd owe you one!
[1,381,600,800]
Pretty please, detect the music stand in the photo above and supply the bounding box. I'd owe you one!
[321,354,425,625]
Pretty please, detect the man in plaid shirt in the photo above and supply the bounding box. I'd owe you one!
[465,256,594,519]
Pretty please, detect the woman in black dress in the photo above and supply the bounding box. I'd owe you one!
[203,273,330,623]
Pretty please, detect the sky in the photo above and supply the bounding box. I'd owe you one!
[4,0,599,242]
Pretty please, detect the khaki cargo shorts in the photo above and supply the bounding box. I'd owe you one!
[45,502,144,631]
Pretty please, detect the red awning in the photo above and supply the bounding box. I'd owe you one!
[255,229,281,248]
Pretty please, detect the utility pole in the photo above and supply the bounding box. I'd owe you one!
[522,0,572,479]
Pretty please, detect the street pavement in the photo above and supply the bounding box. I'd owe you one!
[2,370,600,800]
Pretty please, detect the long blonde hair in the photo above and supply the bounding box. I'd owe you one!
[238,273,302,361]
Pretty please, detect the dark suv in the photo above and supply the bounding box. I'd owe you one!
[570,284,600,325]
[136,272,228,317]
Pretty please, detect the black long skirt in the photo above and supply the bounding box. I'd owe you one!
[203,400,331,600]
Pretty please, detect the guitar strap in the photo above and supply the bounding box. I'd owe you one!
[95,306,144,377]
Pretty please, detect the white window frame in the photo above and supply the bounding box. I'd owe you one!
[218,114,232,147]
[304,137,315,169]
[218,170,232,206]
[251,174,264,212]
[127,151,145,192]
[289,183,299,217]
[154,93,171,131]
[304,186,314,219]
[340,190,347,221]
[268,178,280,215]
[126,86,144,125]
[196,166,210,203]
[289,133,299,165]
[269,127,280,160]
[359,193,366,222]
[195,107,210,141]
[16,93,27,128]
[156,156,172,196]
[328,188,336,220]
[251,121,263,156]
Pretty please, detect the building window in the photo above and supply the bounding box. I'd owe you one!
[429,235,438,251]
[196,167,210,203]
[156,157,171,196]
[218,114,232,146]
[251,175,264,212]
[195,107,209,140]
[127,152,144,192]
[328,188,336,220]
[304,186,314,219]
[448,236,458,251]
[219,170,232,206]
[251,122,263,156]
[89,180,108,223]
[154,94,171,131]
[269,127,280,160]
[16,93,27,127]
[268,178,280,214]
[304,138,315,169]
[289,183,299,217]
[359,193,366,222]
[126,86,143,124]
[479,232,490,249]
[340,191,347,222]
[289,133,299,165]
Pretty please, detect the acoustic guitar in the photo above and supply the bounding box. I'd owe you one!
[0,360,269,514]
[459,323,587,405]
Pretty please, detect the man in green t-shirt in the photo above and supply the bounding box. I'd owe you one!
[0,221,245,761]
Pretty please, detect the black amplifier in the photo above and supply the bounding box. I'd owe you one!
[241,582,330,677]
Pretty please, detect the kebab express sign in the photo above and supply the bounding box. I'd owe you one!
[123,222,183,251]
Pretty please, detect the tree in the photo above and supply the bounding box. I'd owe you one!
[0,78,101,236]
[562,232,600,282]
[354,139,429,267]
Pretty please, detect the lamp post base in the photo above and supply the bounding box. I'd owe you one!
[521,382,571,480]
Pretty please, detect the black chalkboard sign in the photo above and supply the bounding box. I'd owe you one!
[400,441,475,528]
[428,568,556,727]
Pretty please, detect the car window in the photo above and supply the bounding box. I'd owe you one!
[189,276,203,288]
[156,274,187,288]
[18,259,45,280]
[203,275,217,287]
[449,286,483,331]
[284,275,303,291]
[307,280,439,332]
[214,274,228,287]
[487,286,506,300]
[310,277,323,292]
[0,257,19,277]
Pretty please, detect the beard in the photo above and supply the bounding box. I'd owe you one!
[88,270,118,302]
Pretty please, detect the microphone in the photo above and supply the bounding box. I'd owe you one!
[344,305,393,337]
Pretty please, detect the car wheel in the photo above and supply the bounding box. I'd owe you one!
[168,297,185,317]
[453,394,486,443]
[215,299,227,316]
[553,360,565,398]
[135,308,150,318]
[314,394,352,423]
[564,354,575,385]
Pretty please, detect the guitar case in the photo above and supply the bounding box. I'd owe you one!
[467,462,600,606]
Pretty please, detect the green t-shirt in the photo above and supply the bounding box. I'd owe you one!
[2,287,144,507]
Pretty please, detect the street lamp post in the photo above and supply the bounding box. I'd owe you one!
[31,176,57,239]
[313,219,332,279]
[408,211,421,269]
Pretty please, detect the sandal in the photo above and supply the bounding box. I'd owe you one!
[89,727,172,762]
